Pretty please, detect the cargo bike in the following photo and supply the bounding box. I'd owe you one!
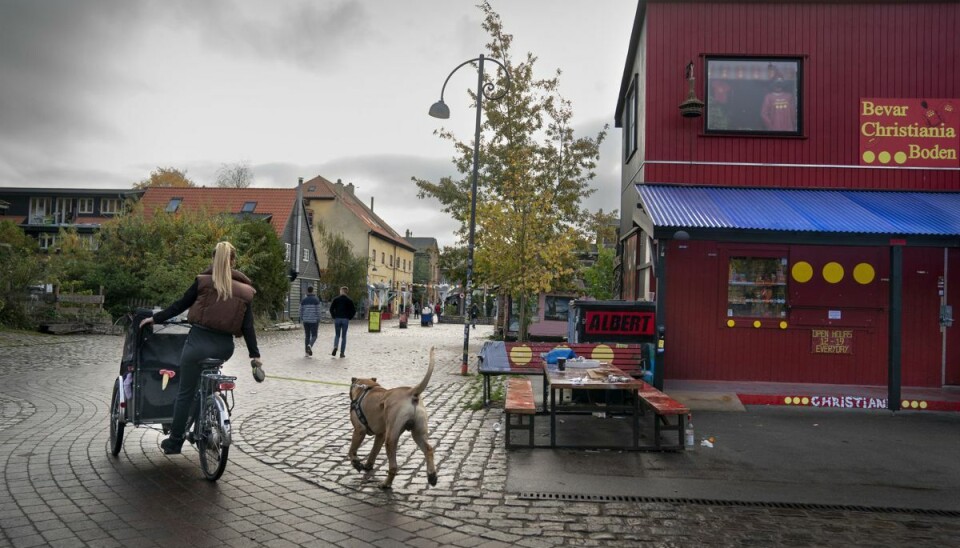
[108,309,237,481]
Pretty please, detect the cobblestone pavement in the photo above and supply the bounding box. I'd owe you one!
[1,323,959,547]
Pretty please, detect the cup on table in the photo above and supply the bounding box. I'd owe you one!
[557,357,566,371]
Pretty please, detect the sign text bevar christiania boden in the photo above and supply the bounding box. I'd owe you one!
[859,98,958,167]
[584,310,655,337]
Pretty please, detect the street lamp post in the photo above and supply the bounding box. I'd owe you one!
[429,54,510,375]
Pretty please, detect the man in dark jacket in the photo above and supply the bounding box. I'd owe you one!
[300,286,321,356]
[329,286,356,358]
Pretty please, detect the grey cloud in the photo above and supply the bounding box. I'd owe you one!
[0,1,143,146]
[167,0,370,72]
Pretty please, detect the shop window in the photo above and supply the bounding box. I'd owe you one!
[705,57,802,136]
[544,296,571,321]
[727,256,788,318]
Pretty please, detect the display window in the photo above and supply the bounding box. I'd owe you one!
[727,255,788,318]
[705,57,802,136]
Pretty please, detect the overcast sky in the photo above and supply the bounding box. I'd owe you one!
[0,0,635,247]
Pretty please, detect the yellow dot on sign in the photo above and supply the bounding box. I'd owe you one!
[853,263,875,285]
[822,262,844,284]
[784,397,792,405]
[878,151,891,164]
[911,401,919,409]
[920,401,928,409]
[862,151,875,163]
[592,344,614,362]
[753,320,761,328]
[894,151,907,164]
[801,397,810,405]
[510,345,532,365]
[901,399,910,408]
[792,261,814,283]
[727,320,736,328]
[779,321,788,329]
[792,396,801,404]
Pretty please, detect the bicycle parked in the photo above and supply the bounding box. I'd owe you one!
[109,309,237,481]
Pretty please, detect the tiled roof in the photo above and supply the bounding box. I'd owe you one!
[140,187,297,237]
[301,175,415,251]
[406,237,440,252]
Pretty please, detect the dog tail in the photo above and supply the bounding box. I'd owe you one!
[413,347,435,396]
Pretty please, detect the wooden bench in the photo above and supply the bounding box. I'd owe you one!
[637,383,689,450]
[478,341,655,406]
[504,377,536,448]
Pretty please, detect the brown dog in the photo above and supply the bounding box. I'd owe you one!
[348,347,437,489]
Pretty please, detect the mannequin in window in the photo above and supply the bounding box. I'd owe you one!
[760,78,797,131]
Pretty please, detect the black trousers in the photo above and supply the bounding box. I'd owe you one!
[169,327,234,439]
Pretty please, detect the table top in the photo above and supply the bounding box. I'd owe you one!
[544,364,648,390]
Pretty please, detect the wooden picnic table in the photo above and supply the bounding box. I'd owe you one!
[542,363,646,450]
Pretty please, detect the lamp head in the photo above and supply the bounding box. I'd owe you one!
[428,100,450,119]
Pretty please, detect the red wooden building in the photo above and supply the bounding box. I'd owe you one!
[615,0,960,406]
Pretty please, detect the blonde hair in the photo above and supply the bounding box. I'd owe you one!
[212,241,236,301]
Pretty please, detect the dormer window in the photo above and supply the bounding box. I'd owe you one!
[165,198,182,213]
[241,201,257,213]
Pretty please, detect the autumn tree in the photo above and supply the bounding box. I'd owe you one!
[414,1,605,340]
[216,161,254,188]
[134,167,196,189]
[91,206,287,320]
[0,221,44,327]
[319,230,369,305]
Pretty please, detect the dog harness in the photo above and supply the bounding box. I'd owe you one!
[350,383,374,435]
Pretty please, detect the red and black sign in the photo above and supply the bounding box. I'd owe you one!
[584,310,655,337]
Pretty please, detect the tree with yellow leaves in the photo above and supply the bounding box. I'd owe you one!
[415,2,606,340]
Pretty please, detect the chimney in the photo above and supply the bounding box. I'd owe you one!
[335,178,344,191]
[346,182,355,195]
[405,229,411,238]
[370,197,374,211]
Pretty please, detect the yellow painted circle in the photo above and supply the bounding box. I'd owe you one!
[901,399,910,408]
[779,321,788,329]
[822,262,844,283]
[878,151,891,164]
[911,400,919,409]
[592,344,614,363]
[894,151,907,164]
[920,401,928,409]
[784,397,792,405]
[792,261,814,283]
[862,151,875,163]
[801,397,809,405]
[853,263,875,285]
[792,396,801,404]
[727,320,736,328]
[510,345,532,365]
[753,320,761,328]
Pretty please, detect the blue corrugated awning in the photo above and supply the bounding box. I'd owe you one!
[637,184,960,237]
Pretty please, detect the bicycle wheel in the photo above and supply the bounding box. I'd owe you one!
[109,380,125,456]
[197,395,229,481]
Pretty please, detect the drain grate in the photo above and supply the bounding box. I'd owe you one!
[516,492,960,517]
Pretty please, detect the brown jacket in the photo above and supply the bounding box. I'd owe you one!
[187,268,256,336]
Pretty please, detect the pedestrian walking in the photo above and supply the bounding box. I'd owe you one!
[470,302,479,329]
[139,241,263,455]
[300,286,321,357]
[329,286,356,358]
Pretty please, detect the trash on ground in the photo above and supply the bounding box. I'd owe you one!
[700,439,714,448]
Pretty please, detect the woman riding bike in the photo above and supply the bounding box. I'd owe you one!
[140,241,265,455]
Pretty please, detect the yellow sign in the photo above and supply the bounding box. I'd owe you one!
[368,311,381,333]
[811,329,853,354]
